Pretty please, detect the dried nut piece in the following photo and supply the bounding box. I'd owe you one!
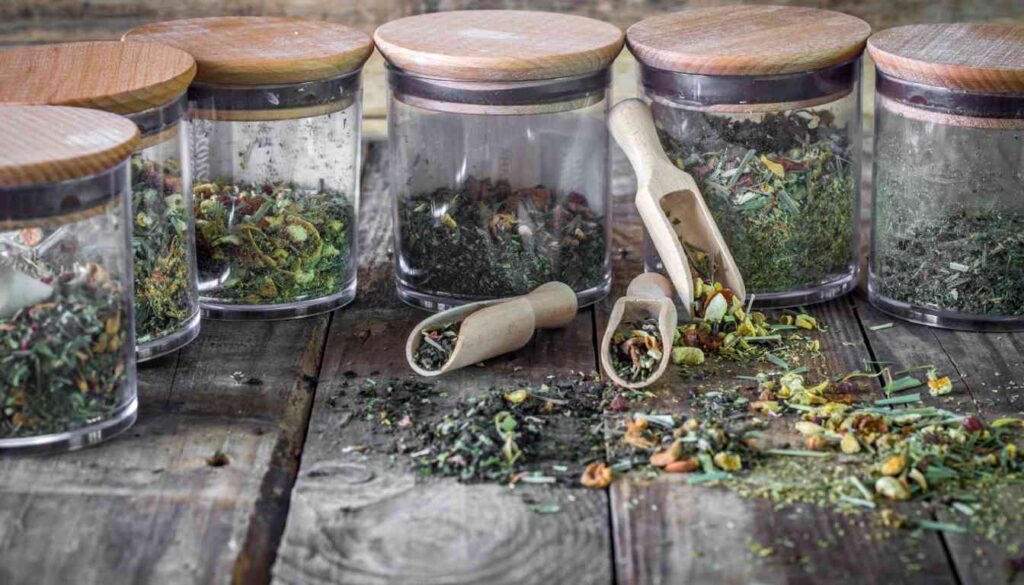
[795,421,825,436]
[581,462,613,489]
[650,440,684,467]
[908,468,928,492]
[875,476,910,501]
[805,435,828,451]
[624,418,657,449]
[713,452,742,472]
[672,346,705,366]
[664,457,701,473]
[840,433,861,454]
[881,455,907,476]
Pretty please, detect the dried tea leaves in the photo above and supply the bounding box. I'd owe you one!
[414,322,460,371]
[610,317,663,383]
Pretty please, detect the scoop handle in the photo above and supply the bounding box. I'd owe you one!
[524,281,578,329]
[609,98,678,183]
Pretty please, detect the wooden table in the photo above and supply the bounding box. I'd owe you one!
[1,141,1021,585]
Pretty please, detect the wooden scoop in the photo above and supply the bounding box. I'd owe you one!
[608,98,745,320]
[600,273,677,389]
[406,282,578,377]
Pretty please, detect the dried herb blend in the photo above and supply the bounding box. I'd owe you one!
[399,177,606,299]
[610,318,663,383]
[873,205,1024,316]
[194,182,353,305]
[132,156,196,343]
[1,263,128,438]
[414,322,460,370]
[659,110,855,293]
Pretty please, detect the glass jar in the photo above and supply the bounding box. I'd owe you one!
[375,10,623,310]
[125,17,373,320]
[628,7,871,308]
[0,105,139,452]
[868,24,1024,331]
[0,41,201,360]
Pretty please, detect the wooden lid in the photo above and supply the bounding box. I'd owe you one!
[0,41,195,115]
[868,24,1024,94]
[627,6,871,76]
[374,10,624,81]
[0,105,139,188]
[123,17,374,85]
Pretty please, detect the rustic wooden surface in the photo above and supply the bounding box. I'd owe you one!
[0,138,1021,584]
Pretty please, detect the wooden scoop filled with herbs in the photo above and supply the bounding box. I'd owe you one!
[601,273,677,389]
[609,98,745,319]
[407,282,578,376]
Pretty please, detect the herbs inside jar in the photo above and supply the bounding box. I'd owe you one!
[193,182,354,305]
[657,108,856,295]
[398,177,606,300]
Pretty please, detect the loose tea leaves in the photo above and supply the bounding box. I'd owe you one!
[1,263,128,437]
[399,177,606,299]
[610,318,663,382]
[414,322,460,370]
[132,156,196,344]
[659,109,855,294]
[194,182,353,305]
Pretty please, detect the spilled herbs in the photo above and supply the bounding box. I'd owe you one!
[398,177,606,299]
[659,109,855,294]
[610,318,663,383]
[194,181,353,305]
[414,322,460,370]
[132,155,196,344]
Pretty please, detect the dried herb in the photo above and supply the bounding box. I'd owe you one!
[131,156,196,344]
[398,177,605,299]
[659,109,855,293]
[414,322,460,370]
[1,263,128,438]
[873,206,1024,315]
[610,317,663,382]
[194,181,353,305]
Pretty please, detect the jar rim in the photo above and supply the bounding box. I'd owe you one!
[189,70,361,121]
[0,161,128,227]
[875,70,1024,121]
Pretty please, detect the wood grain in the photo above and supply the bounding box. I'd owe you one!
[0,104,138,187]
[374,10,623,81]
[868,23,1024,93]
[0,41,195,114]
[626,6,871,76]
[123,17,374,85]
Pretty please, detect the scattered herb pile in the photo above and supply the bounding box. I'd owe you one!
[1,263,128,438]
[414,322,460,370]
[398,177,606,299]
[610,318,663,383]
[132,156,196,344]
[873,205,1024,316]
[194,182,353,305]
[659,109,855,294]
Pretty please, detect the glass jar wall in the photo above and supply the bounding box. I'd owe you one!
[189,75,362,318]
[388,70,612,309]
[0,105,139,452]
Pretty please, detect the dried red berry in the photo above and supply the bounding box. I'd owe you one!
[962,417,984,433]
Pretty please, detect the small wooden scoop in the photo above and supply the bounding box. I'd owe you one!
[600,273,677,389]
[406,282,578,377]
[608,98,745,320]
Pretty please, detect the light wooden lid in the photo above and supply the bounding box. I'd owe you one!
[374,10,624,81]
[0,105,139,188]
[627,6,871,76]
[123,17,374,85]
[0,41,195,115]
[868,24,1024,94]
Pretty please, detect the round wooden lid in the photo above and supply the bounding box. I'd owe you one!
[0,41,195,115]
[868,24,1024,94]
[123,17,374,85]
[374,10,624,81]
[0,105,139,188]
[627,6,871,76]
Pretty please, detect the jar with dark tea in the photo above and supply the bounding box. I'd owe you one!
[0,41,201,360]
[628,7,870,308]
[868,24,1024,330]
[0,105,139,452]
[375,10,622,310]
[125,17,373,319]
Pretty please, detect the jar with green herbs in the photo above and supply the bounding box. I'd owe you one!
[0,41,202,360]
[375,11,621,310]
[0,105,139,452]
[628,7,870,308]
[125,17,373,319]
[867,24,1024,330]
